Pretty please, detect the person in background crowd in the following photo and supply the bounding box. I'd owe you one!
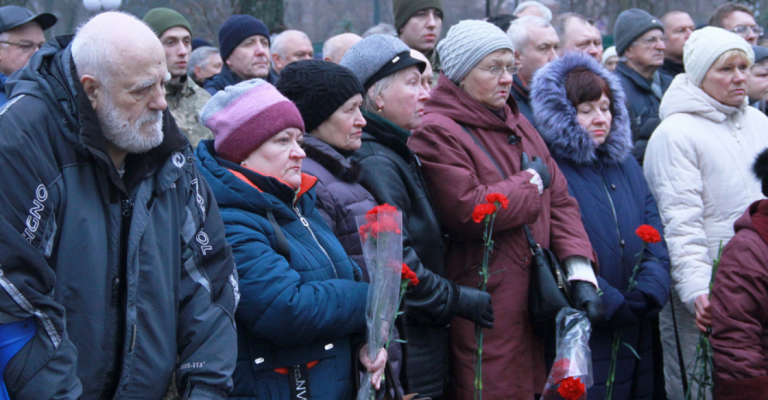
[602,46,619,71]
[192,37,210,50]
[270,29,314,75]
[0,11,238,399]
[362,22,396,37]
[553,13,603,62]
[644,27,768,400]
[659,10,695,79]
[532,52,670,400]
[507,15,559,129]
[143,8,212,149]
[394,0,442,81]
[0,5,55,105]
[341,34,492,400]
[486,14,517,32]
[513,1,553,22]
[195,78,387,400]
[188,46,223,86]
[747,45,768,113]
[410,20,601,399]
[204,15,276,95]
[711,149,768,400]
[322,32,361,63]
[709,3,762,45]
[613,8,672,165]
[411,49,434,90]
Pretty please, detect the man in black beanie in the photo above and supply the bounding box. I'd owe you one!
[394,0,443,82]
[614,8,673,165]
[204,14,277,96]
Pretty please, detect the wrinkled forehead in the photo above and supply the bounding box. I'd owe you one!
[110,47,168,90]
[565,19,598,41]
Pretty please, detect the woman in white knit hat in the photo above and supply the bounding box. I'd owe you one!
[644,26,768,400]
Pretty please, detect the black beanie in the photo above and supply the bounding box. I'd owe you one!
[753,148,768,197]
[276,60,365,134]
[218,15,270,62]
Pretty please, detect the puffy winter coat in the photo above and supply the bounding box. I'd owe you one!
[410,73,597,399]
[196,140,368,400]
[0,36,238,399]
[532,53,671,400]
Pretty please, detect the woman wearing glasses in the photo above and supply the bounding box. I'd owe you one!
[410,20,601,399]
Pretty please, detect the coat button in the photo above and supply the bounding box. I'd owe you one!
[325,343,334,350]
[620,240,625,246]
[611,184,616,190]
[255,358,264,364]
[523,256,530,263]
[735,122,741,129]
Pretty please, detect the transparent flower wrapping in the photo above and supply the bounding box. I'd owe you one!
[542,308,594,400]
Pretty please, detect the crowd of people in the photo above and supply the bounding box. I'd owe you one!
[0,0,766,399]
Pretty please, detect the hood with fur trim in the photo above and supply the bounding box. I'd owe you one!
[531,53,632,165]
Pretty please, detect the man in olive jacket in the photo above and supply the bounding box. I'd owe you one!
[0,12,238,399]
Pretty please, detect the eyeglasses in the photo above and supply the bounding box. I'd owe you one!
[732,25,764,37]
[474,65,519,77]
[638,35,668,47]
[0,40,45,54]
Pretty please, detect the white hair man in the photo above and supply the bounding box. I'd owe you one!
[0,11,237,399]
[513,1,553,22]
[507,15,559,128]
[188,46,223,85]
[322,32,361,64]
[270,29,314,74]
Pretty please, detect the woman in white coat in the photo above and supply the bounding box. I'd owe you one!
[644,27,768,399]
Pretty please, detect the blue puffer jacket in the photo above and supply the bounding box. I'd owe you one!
[533,54,671,400]
[0,73,7,106]
[196,141,369,400]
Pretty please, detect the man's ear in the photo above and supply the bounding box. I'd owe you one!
[514,50,522,64]
[80,74,100,111]
[271,53,281,68]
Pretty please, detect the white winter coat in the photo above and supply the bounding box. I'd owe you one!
[644,73,768,314]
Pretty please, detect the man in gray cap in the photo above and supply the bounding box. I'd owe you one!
[0,5,56,105]
[614,8,673,165]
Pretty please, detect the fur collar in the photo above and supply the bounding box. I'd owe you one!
[531,53,632,165]
[302,135,362,183]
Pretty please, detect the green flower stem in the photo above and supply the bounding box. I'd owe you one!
[474,210,497,400]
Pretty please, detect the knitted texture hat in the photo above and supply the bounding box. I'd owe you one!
[340,34,426,89]
[602,46,617,64]
[393,0,443,32]
[200,79,305,164]
[753,45,768,65]
[143,8,192,37]
[684,27,754,87]
[436,20,515,83]
[614,9,664,56]
[218,15,270,62]
[276,60,365,133]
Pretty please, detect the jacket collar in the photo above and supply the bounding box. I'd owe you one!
[659,74,747,123]
[531,53,632,165]
[165,74,197,98]
[205,65,278,92]
[361,110,414,161]
[616,61,655,92]
[302,135,362,183]
[662,58,685,76]
[512,74,529,101]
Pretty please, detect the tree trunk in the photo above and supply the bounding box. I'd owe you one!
[237,0,285,32]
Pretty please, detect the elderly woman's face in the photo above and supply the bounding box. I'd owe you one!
[576,93,612,146]
[241,127,306,190]
[376,65,430,131]
[701,53,750,108]
[460,49,515,110]
[314,94,366,151]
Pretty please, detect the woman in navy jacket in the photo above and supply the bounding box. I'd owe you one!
[531,53,671,400]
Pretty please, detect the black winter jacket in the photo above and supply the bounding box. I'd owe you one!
[351,111,458,398]
[0,36,238,399]
[204,65,278,96]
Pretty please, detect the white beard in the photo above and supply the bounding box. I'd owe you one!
[97,93,164,154]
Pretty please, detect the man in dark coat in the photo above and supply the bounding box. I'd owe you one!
[659,11,694,79]
[0,12,237,399]
[613,9,673,165]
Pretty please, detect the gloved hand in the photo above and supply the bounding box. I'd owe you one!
[455,286,494,329]
[624,289,650,318]
[571,281,604,324]
[521,152,551,189]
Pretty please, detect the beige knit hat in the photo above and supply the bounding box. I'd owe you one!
[684,26,754,87]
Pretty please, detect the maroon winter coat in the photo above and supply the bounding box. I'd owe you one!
[409,74,597,399]
[712,200,768,400]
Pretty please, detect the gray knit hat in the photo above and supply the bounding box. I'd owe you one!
[753,45,768,65]
[614,9,664,56]
[340,34,426,89]
[436,20,515,83]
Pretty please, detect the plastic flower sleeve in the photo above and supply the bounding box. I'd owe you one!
[542,308,593,400]
[356,207,403,400]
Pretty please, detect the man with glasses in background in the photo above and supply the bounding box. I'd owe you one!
[614,8,672,165]
[709,3,762,45]
[0,6,56,106]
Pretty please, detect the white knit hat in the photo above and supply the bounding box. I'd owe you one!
[602,46,617,64]
[436,20,515,82]
[684,26,755,87]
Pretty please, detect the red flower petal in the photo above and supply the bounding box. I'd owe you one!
[635,224,661,244]
[486,193,509,209]
[401,263,419,286]
[557,376,585,400]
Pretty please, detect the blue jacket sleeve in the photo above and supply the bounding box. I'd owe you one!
[224,211,368,347]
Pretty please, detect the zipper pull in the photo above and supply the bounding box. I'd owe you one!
[122,198,134,217]
[299,216,309,227]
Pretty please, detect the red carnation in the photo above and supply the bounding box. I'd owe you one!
[486,193,509,209]
[557,376,585,400]
[401,263,419,286]
[472,203,497,223]
[365,204,399,222]
[550,358,571,383]
[635,224,661,244]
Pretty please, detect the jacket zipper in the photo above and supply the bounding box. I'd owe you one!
[293,202,339,279]
[599,174,625,284]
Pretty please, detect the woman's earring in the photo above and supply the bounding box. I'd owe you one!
[377,106,384,115]
[240,161,246,166]
[460,81,465,88]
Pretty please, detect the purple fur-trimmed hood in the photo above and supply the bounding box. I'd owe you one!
[530,53,632,165]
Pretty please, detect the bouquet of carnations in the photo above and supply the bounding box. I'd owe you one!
[542,308,593,400]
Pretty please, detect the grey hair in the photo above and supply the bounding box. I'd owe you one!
[362,70,402,113]
[513,1,553,22]
[363,23,397,38]
[71,13,144,87]
[271,29,310,58]
[507,16,552,53]
[188,46,219,79]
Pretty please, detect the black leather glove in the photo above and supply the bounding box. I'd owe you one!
[521,152,551,189]
[571,281,605,324]
[455,286,494,329]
